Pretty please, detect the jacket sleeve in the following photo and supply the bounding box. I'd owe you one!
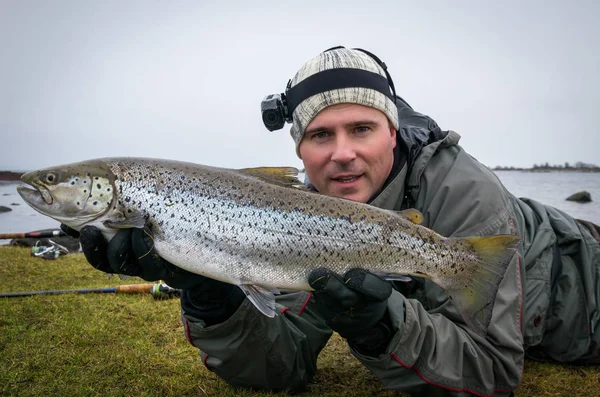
[181,290,332,392]
[352,137,524,396]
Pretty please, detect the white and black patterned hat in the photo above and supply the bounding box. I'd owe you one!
[287,47,399,157]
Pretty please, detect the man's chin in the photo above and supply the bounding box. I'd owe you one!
[328,189,369,203]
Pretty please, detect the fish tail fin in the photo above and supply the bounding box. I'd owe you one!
[446,235,520,336]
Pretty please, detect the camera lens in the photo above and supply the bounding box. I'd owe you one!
[262,109,284,131]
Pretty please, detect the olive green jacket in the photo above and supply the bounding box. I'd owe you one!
[182,103,600,395]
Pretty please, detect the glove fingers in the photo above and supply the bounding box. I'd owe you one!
[308,267,331,290]
[106,229,142,276]
[309,268,392,340]
[344,269,392,302]
[78,226,111,273]
[130,227,168,281]
[309,268,361,311]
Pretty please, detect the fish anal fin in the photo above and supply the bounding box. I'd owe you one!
[239,284,279,317]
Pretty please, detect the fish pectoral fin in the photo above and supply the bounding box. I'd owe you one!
[239,284,278,317]
[397,208,424,225]
[103,211,146,229]
[238,167,307,190]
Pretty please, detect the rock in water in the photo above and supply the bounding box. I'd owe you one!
[566,191,592,203]
[0,205,12,213]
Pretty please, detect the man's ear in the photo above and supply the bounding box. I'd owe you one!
[388,121,397,148]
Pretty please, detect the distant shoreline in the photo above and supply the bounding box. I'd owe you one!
[492,167,600,173]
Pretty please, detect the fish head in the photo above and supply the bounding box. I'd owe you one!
[17,160,115,230]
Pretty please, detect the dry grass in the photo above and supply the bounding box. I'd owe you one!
[1,246,598,396]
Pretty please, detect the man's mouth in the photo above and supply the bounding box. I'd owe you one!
[332,175,361,183]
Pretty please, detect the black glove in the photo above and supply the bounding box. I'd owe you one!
[308,268,396,356]
[62,224,245,326]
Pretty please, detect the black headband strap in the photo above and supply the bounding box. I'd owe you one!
[285,68,394,116]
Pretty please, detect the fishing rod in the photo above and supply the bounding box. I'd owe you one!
[0,230,67,240]
[0,283,180,299]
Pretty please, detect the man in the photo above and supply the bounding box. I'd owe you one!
[69,46,600,396]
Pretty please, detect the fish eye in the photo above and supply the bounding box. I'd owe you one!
[45,172,59,184]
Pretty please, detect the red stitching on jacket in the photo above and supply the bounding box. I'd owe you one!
[280,293,312,316]
[184,318,195,347]
[298,293,312,316]
[389,353,515,397]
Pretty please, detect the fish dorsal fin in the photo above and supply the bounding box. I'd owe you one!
[398,208,424,225]
[238,167,307,189]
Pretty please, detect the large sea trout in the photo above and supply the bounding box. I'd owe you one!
[17,157,520,336]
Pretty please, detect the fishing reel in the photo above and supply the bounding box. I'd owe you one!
[150,283,181,300]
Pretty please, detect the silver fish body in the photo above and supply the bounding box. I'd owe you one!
[17,157,520,335]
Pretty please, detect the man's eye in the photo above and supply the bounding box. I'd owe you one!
[311,131,330,140]
[355,126,370,133]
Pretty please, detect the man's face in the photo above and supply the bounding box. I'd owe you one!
[298,103,397,203]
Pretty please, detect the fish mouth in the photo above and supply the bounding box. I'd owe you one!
[17,182,53,205]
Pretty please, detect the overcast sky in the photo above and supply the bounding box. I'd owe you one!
[1,0,598,172]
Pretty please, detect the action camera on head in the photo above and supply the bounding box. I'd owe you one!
[260,93,291,132]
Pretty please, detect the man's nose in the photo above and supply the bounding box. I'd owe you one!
[330,135,357,163]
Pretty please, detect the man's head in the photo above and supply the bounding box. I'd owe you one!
[286,47,400,203]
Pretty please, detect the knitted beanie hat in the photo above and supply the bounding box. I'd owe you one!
[287,47,399,157]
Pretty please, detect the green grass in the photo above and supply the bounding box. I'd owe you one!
[1,246,599,396]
